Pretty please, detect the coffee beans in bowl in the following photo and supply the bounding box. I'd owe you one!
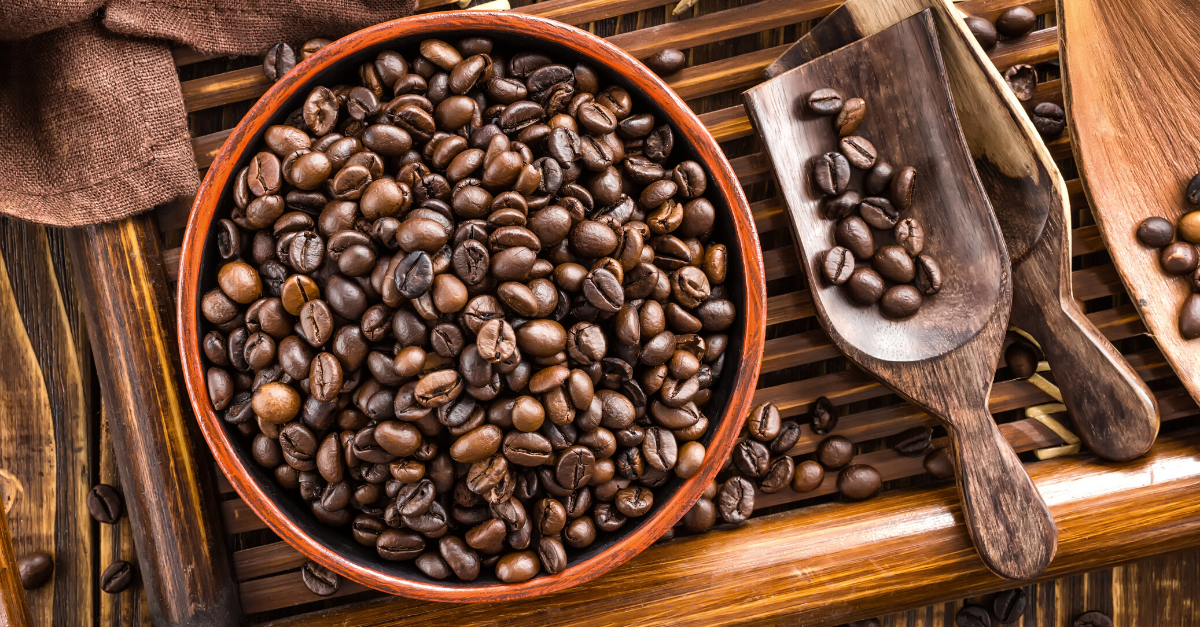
[179,13,762,602]
[1134,170,1200,340]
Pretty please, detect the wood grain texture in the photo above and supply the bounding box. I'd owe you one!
[0,219,93,626]
[1059,0,1200,409]
[0,499,32,627]
[177,11,764,603]
[99,406,153,627]
[256,428,1200,627]
[765,0,1158,462]
[745,12,1055,580]
[68,214,240,627]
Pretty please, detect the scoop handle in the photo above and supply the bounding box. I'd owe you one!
[946,404,1058,580]
[1034,301,1160,460]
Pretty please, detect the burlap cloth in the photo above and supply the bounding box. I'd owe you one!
[0,1,416,227]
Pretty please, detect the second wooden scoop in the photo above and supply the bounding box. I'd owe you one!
[764,0,1159,461]
[744,11,1057,580]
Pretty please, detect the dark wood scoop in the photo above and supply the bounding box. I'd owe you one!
[743,11,1057,580]
[764,0,1159,462]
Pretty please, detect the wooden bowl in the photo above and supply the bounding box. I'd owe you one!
[177,11,765,603]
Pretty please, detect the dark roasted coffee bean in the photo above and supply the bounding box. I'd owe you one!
[813,152,851,196]
[759,456,794,494]
[301,562,340,597]
[817,435,854,470]
[1181,294,1200,339]
[746,403,781,442]
[965,15,998,50]
[894,426,935,457]
[717,476,754,524]
[891,166,918,210]
[873,245,915,284]
[792,460,825,493]
[100,561,135,594]
[840,135,877,169]
[1031,102,1066,138]
[645,48,686,75]
[996,5,1036,38]
[263,43,296,82]
[838,464,882,499]
[807,88,843,115]
[810,395,837,435]
[87,484,124,524]
[1162,241,1198,275]
[956,605,992,627]
[1188,174,1200,205]
[836,97,865,136]
[823,190,861,220]
[924,446,955,479]
[993,588,1027,624]
[881,285,922,319]
[835,216,874,259]
[864,161,894,195]
[1004,64,1037,101]
[896,218,925,256]
[732,439,770,478]
[859,196,899,229]
[821,246,855,285]
[846,267,884,306]
[17,552,53,590]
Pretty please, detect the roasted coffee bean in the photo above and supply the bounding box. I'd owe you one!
[837,464,881,499]
[1161,241,1198,275]
[770,420,802,455]
[996,5,1036,38]
[816,435,854,470]
[100,561,135,594]
[859,196,899,229]
[1031,102,1066,138]
[993,588,1027,624]
[1005,339,1040,379]
[746,403,781,442]
[809,395,837,435]
[823,190,861,220]
[717,476,754,524]
[893,426,935,457]
[880,285,923,319]
[895,218,925,256]
[836,97,865,136]
[17,552,53,590]
[835,216,874,259]
[792,460,825,493]
[645,49,686,75]
[965,15,998,50]
[846,267,885,306]
[301,562,340,597]
[924,446,955,479]
[87,484,124,524]
[956,605,993,627]
[840,135,876,169]
[1180,294,1200,339]
[1188,173,1200,206]
[821,246,855,286]
[1073,611,1113,627]
[873,245,915,284]
[263,43,296,82]
[759,456,794,494]
[1004,64,1037,101]
[732,439,770,478]
[914,254,943,295]
[891,166,917,211]
[813,152,851,196]
[807,88,843,115]
[1180,211,1200,244]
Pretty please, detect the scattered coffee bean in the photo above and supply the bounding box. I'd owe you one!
[1073,611,1113,627]
[1004,64,1037,101]
[846,267,885,306]
[1136,216,1175,247]
[205,37,734,583]
[263,43,296,82]
[891,166,917,211]
[893,426,934,457]
[1180,211,1200,243]
[87,484,124,524]
[996,5,1037,39]
[1180,294,1200,339]
[1005,338,1040,379]
[717,476,755,523]
[301,561,340,597]
[924,446,954,479]
[17,552,53,590]
[821,246,855,285]
[813,152,851,196]
[859,196,899,229]
[913,254,943,296]
[792,459,825,493]
[1161,241,1198,275]
[837,464,881,499]
[873,245,915,283]
[810,395,838,435]
[1030,102,1065,138]
[644,49,686,75]
[880,285,922,319]
[965,15,998,50]
[816,435,853,470]
[956,604,993,627]
[993,587,1027,624]
[836,97,866,136]
[840,136,877,169]
[100,561,135,594]
[807,88,844,116]
[895,218,925,256]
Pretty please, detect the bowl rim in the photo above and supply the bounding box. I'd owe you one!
[178,10,766,603]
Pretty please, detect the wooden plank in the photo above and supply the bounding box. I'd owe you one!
[99,406,152,627]
[68,215,241,626]
[0,220,91,627]
[990,27,1059,72]
[253,428,1200,627]
[0,501,32,627]
[182,67,272,114]
[1112,550,1200,625]
[516,0,675,25]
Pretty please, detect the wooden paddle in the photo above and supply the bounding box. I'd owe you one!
[744,10,1057,580]
[1059,0,1200,413]
[764,0,1158,462]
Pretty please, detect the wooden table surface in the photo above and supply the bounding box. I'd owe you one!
[2,0,1199,625]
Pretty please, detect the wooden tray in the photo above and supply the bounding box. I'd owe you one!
[5,0,1200,625]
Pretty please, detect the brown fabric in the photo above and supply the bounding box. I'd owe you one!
[0,0,416,227]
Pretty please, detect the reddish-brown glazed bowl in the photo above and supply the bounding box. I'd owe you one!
[178,11,765,602]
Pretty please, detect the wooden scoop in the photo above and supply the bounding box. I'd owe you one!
[764,0,1159,462]
[743,11,1057,580]
[1059,0,1200,411]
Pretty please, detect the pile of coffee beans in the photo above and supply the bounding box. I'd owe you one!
[204,36,736,585]
[1135,172,1200,339]
[964,5,1038,52]
[805,90,940,319]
